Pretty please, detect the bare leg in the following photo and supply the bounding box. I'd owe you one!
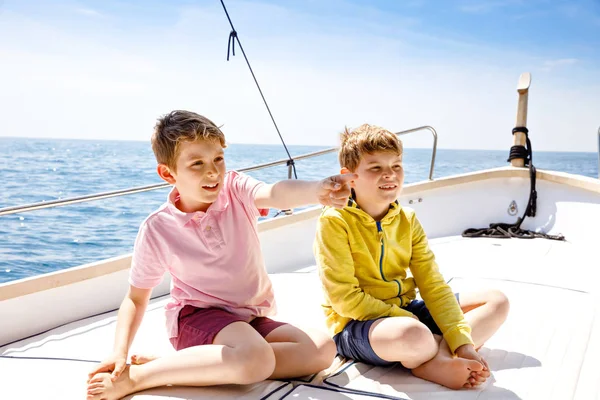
[459,289,510,349]
[130,325,336,379]
[369,317,439,369]
[87,322,276,400]
[369,318,483,390]
[264,324,336,379]
[458,289,509,388]
[369,289,509,390]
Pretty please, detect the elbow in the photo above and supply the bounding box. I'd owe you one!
[329,293,363,320]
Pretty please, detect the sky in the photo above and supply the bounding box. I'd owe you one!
[1,0,599,151]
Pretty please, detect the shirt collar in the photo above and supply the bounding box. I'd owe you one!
[166,185,229,227]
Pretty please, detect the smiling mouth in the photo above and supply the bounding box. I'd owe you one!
[379,184,397,190]
[202,183,219,191]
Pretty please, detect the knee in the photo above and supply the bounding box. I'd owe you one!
[233,341,276,384]
[296,330,337,372]
[313,334,337,371]
[487,290,510,321]
[399,320,436,354]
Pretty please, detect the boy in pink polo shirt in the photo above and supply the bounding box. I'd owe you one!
[87,110,355,400]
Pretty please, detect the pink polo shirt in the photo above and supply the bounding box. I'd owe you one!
[129,170,276,339]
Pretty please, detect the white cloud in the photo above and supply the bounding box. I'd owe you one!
[542,58,578,71]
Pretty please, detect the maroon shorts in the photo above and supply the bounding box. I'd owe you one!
[169,305,287,351]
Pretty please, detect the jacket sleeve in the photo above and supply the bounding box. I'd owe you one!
[408,214,474,353]
[315,215,414,320]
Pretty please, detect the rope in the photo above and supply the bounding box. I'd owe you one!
[462,127,565,241]
[219,0,297,179]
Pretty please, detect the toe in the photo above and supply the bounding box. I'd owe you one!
[466,360,484,372]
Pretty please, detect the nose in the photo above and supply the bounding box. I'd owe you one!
[382,166,395,179]
[207,162,218,177]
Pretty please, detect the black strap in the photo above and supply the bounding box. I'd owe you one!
[226,30,237,61]
[219,0,297,179]
[462,128,565,241]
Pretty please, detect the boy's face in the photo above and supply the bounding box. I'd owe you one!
[343,151,404,210]
[158,139,226,213]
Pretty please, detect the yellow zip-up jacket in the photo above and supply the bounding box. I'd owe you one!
[314,199,473,354]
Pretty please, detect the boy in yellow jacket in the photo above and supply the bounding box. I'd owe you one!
[314,124,509,390]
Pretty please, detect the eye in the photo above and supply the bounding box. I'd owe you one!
[215,156,224,162]
[393,164,402,169]
[371,166,381,171]
[192,160,203,166]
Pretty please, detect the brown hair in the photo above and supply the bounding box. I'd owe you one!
[151,110,227,170]
[338,124,403,171]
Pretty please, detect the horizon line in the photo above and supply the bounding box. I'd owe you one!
[0,135,597,154]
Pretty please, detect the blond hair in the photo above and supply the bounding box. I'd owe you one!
[339,124,403,171]
[151,110,227,170]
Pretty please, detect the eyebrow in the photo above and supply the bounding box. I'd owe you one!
[365,158,402,165]
[185,151,224,161]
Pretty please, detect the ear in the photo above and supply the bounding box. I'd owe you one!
[157,164,176,184]
[340,167,356,188]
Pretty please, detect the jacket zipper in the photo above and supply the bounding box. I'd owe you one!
[376,221,402,298]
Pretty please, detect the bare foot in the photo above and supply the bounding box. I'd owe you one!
[131,354,159,365]
[465,368,490,388]
[412,342,484,390]
[86,365,137,400]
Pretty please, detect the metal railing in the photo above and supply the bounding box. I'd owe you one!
[0,126,438,217]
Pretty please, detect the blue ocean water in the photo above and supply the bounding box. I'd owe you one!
[0,137,597,284]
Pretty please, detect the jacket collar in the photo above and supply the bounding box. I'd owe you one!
[344,189,401,224]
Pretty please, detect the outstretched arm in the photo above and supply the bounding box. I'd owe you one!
[254,173,357,210]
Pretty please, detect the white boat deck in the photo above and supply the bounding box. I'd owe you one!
[2,235,599,400]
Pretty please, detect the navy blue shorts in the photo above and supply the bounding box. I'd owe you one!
[333,294,460,367]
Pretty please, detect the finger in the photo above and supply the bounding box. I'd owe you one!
[330,200,347,209]
[330,199,345,207]
[481,357,490,370]
[329,192,350,201]
[87,387,104,395]
[329,191,351,201]
[333,173,358,184]
[111,363,125,381]
[87,383,104,390]
[329,186,350,199]
[88,375,105,384]
[88,365,109,378]
[321,179,342,191]
[323,173,357,190]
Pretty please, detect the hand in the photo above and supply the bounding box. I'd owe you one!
[455,344,488,370]
[456,343,489,374]
[317,173,357,208]
[87,352,127,383]
[456,344,490,387]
